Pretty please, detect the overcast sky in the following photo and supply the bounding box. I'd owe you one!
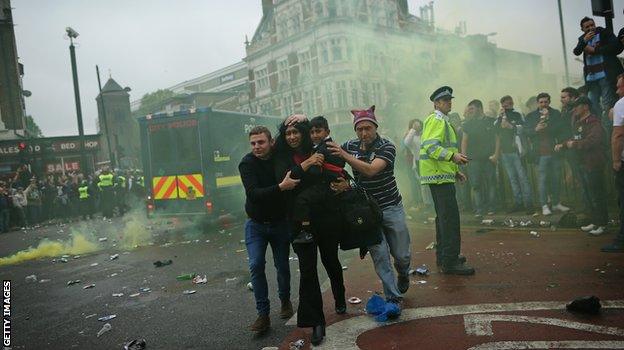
[11,0,624,136]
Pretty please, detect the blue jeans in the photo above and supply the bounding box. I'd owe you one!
[580,169,609,226]
[537,155,561,207]
[587,77,617,116]
[368,204,411,301]
[245,219,291,316]
[501,153,532,207]
[468,159,497,214]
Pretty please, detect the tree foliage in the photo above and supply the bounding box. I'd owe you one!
[24,115,43,137]
[135,89,176,116]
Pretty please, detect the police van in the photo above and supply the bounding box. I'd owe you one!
[138,107,281,220]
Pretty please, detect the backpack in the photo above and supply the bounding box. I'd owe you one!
[338,180,383,250]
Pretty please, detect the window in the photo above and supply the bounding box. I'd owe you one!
[282,95,293,116]
[325,84,334,109]
[320,42,329,64]
[290,15,301,33]
[346,41,353,61]
[149,121,200,165]
[336,81,347,107]
[361,82,370,105]
[350,80,359,106]
[331,38,343,61]
[328,0,337,17]
[256,67,269,90]
[303,91,314,115]
[175,127,201,162]
[277,59,289,84]
[314,1,323,17]
[299,50,312,74]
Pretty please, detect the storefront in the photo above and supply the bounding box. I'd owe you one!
[0,134,102,178]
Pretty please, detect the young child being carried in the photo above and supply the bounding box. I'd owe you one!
[292,116,347,243]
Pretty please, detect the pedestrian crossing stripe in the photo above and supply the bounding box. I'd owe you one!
[216,175,241,188]
[152,176,178,199]
[177,174,204,199]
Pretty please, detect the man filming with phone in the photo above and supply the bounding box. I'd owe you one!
[573,17,623,118]
[526,93,570,216]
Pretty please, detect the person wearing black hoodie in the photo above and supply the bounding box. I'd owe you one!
[274,116,347,346]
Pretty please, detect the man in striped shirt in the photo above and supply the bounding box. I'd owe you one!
[328,105,412,303]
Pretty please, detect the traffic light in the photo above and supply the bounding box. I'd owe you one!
[18,142,27,151]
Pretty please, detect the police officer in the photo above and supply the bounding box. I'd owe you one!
[78,180,93,220]
[420,86,475,275]
[98,167,115,218]
[115,170,127,216]
[133,170,145,199]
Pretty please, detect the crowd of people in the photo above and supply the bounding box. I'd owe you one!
[402,16,624,247]
[237,15,624,346]
[0,166,145,232]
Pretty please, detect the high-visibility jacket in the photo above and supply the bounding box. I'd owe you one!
[419,110,459,185]
[136,176,144,187]
[98,174,114,188]
[116,175,126,188]
[78,186,90,199]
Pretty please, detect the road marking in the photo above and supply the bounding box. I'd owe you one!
[468,340,624,349]
[313,300,624,350]
[464,314,624,336]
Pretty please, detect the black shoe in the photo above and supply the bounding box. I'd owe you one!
[311,324,325,345]
[335,298,346,314]
[440,262,475,275]
[437,255,466,266]
[397,274,410,294]
[292,228,314,244]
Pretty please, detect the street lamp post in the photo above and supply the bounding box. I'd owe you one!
[557,0,571,86]
[96,65,116,168]
[66,27,89,174]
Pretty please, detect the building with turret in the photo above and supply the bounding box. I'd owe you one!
[132,0,555,129]
[96,77,138,168]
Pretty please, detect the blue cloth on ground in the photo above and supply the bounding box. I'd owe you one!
[366,295,401,322]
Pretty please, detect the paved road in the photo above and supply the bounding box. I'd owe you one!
[279,212,624,350]
[3,210,623,350]
[0,212,355,350]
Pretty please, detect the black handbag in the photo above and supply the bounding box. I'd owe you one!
[338,177,383,250]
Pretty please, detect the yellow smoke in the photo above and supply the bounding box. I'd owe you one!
[0,233,99,266]
[119,214,151,249]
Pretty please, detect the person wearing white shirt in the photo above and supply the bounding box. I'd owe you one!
[403,119,423,209]
[602,74,624,252]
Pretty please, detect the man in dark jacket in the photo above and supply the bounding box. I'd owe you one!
[525,92,570,216]
[239,126,298,334]
[573,17,624,116]
[556,96,607,235]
